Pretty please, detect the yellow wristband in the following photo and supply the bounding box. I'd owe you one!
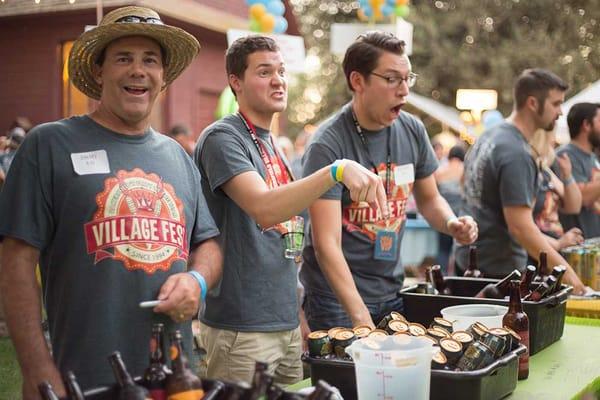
[335,161,345,182]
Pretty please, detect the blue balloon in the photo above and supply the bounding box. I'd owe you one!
[362,5,373,17]
[381,4,393,16]
[246,0,262,4]
[386,0,396,5]
[274,16,288,34]
[266,0,285,16]
[482,110,504,129]
[359,0,369,6]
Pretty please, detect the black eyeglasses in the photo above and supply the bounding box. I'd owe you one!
[370,71,418,88]
[115,15,164,25]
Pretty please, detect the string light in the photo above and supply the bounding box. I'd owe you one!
[35,0,41,4]
[69,0,76,3]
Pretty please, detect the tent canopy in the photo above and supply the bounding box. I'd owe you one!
[556,80,600,143]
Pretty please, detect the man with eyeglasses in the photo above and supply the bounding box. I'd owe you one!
[299,31,478,331]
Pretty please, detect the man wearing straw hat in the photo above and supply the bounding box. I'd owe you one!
[0,6,222,397]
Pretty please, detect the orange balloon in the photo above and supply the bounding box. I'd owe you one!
[357,9,369,21]
[249,3,267,21]
[397,0,409,5]
[260,13,276,33]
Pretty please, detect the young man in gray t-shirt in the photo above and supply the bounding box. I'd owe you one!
[557,102,600,238]
[194,36,390,385]
[456,69,584,294]
[300,32,478,331]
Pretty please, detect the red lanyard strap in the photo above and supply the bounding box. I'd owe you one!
[238,112,292,188]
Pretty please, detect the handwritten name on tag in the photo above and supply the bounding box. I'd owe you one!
[71,150,110,175]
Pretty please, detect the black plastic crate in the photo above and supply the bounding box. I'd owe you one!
[82,377,306,400]
[302,346,526,400]
[398,276,572,355]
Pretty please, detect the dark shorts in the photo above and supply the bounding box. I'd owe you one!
[303,292,404,331]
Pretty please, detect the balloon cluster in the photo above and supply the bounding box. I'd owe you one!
[247,0,288,34]
[357,0,410,22]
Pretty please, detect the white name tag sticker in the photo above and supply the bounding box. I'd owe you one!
[394,163,415,186]
[71,150,110,175]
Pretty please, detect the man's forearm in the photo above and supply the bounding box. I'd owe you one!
[189,238,223,290]
[314,242,371,326]
[580,180,600,207]
[511,221,572,274]
[417,194,455,235]
[0,240,64,398]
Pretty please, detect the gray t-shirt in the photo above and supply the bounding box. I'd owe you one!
[300,103,438,302]
[557,143,600,238]
[0,116,219,390]
[455,122,539,277]
[195,114,298,332]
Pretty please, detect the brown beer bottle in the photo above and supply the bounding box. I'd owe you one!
[143,323,171,400]
[246,361,273,400]
[524,279,552,302]
[108,351,152,400]
[431,265,451,295]
[307,380,337,399]
[38,381,60,400]
[165,330,204,400]
[475,270,522,299]
[535,251,549,279]
[519,265,537,298]
[549,265,566,294]
[202,381,225,400]
[64,370,85,400]
[502,280,529,380]
[463,246,483,278]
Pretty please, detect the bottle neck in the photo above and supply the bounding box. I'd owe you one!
[65,372,85,400]
[496,270,520,291]
[149,331,165,364]
[110,354,135,387]
[468,249,477,270]
[508,281,523,313]
[171,338,188,372]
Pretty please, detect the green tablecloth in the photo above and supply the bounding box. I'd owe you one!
[293,319,600,399]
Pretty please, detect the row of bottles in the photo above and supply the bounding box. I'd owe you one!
[39,325,218,400]
[39,324,335,400]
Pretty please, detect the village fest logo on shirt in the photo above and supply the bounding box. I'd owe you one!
[342,162,414,241]
[84,168,188,274]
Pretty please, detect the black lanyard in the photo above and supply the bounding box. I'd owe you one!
[351,109,392,194]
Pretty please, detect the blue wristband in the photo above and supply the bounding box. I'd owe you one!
[188,271,207,302]
[330,159,344,182]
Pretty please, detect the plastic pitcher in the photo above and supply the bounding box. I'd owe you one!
[345,335,435,400]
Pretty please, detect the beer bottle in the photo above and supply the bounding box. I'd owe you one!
[549,265,566,294]
[502,280,529,380]
[534,251,548,279]
[524,279,551,302]
[221,381,250,400]
[431,265,451,295]
[165,330,204,400]
[307,380,337,399]
[425,266,439,295]
[143,323,171,400]
[108,351,152,400]
[202,381,225,400]
[38,381,60,400]
[64,370,85,400]
[246,361,273,400]
[519,265,537,298]
[475,270,522,299]
[463,246,483,278]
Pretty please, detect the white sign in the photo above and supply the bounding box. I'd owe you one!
[330,19,413,55]
[227,29,306,73]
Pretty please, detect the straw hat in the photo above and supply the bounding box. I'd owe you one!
[69,6,200,100]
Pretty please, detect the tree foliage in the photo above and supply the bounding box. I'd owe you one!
[287,0,600,136]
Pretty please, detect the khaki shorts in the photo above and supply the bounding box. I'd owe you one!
[197,322,303,386]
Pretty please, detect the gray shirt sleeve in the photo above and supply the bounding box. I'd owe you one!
[302,140,341,200]
[497,144,537,207]
[0,128,54,248]
[411,119,439,180]
[198,128,257,194]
